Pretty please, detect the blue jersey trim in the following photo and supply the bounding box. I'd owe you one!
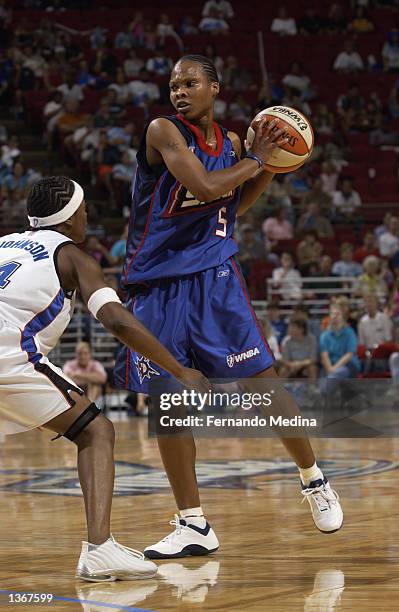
[20,289,66,364]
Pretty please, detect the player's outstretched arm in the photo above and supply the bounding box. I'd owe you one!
[57,245,209,392]
[147,117,285,202]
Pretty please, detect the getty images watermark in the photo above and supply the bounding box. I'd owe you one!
[148,377,399,438]
[157,389,317,429]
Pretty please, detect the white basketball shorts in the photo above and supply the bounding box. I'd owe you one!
[0,319,83,434]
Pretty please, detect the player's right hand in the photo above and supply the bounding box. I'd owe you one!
[250,117,289,166]
[176,367,211,394]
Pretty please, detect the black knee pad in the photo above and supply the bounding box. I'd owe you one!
[52,403,101,442]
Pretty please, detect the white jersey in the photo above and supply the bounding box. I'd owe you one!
[0,229,75,361]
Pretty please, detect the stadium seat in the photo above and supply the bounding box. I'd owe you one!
[249,260,276,300]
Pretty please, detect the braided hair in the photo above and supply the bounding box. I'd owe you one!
[177,55,219,83]
[27,176,75,230]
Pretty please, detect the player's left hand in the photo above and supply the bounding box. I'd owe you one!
[176,367,211,394]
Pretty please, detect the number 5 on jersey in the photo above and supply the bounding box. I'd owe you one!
[216,207,227,237]
[0,261,21,289]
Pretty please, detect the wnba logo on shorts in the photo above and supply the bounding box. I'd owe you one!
[226,347,260,368]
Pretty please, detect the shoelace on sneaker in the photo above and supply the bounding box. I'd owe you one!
[301,484,340,512]
[161,514,186,543]
[111,537,146,560]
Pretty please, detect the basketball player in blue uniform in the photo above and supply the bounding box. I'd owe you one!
[114,55,343,558]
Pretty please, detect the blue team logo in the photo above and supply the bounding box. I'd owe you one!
[0,458,397,496]
[135,356,160,384]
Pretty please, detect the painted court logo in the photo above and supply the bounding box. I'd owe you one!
[0,458,397,497]
[227,347,260,368]
[135,356,160,384]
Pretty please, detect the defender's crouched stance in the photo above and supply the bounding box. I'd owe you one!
[0,176,208,580]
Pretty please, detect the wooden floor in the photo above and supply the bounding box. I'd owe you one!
[1,420,399,611]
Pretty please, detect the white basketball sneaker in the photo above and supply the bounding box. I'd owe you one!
[301,477,343,533]
[144,515,219,559]
[75,535,158,582]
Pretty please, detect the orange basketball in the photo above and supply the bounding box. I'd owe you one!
[246,106,314,173]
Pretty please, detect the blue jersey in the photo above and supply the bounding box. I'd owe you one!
[122,114,241,287]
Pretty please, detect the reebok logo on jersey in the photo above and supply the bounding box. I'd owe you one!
[217,270,229,278]
[135,356,160,384]
[226,347,260,368]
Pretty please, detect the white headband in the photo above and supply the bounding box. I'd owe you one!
[28,180,84,228]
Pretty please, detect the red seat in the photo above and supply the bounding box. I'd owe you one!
[272,239,298,255]
[249,260,275,300]
[126,107,145,123]
[371,343,398,360]
[357,342,397,379]
[357,345,367,360]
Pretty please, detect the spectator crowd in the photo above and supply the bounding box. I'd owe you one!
[1,0,399,388]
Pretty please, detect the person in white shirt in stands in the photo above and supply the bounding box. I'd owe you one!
[1,134,21,169]
[22,45,48,79]
[199,7,229,34]
[156,13,177,38]
[108,69,130,105]
[374,212,392,239]
[272,252,302,301]
[332,177,362,221]
[382,29,399,72]
[282,61,314,100]
[333,40,364,72]
[57,73,84,104]
[43,91,64,138]
[358,294,393,349]
[271,6,297,36]
[127,69,160,107]
[202,0,234,20]
[379,216,399,258]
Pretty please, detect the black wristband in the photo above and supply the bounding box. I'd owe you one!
[245,153,263,168]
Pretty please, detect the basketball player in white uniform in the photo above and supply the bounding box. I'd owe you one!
[0,175,208,582]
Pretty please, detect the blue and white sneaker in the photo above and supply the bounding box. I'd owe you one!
[144,515,219,559]
[301,478,343,533]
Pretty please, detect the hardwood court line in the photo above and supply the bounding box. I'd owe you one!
[0,589,154,612]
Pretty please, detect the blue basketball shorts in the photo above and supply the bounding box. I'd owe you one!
[113,257,275,393]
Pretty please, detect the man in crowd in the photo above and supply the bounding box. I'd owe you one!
[280,318,318,379]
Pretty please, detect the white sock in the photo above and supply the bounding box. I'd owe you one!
[299,462,324,486]
[180,506,206,527]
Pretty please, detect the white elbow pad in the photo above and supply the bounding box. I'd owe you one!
[87,287,121,319]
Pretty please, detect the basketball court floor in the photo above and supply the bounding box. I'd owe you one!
[0,420,399,611]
